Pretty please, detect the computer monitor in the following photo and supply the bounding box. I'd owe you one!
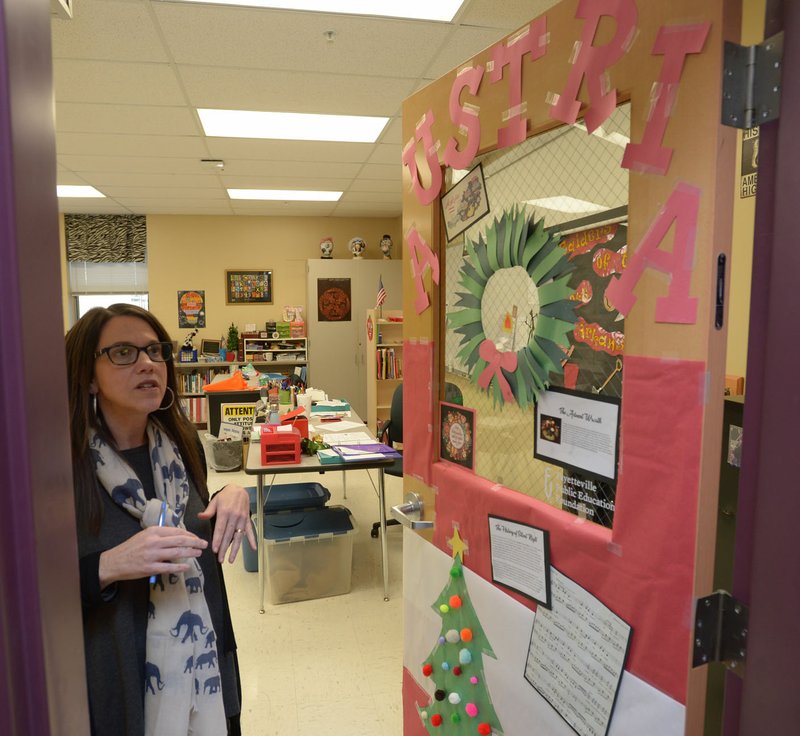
[200,338,222,357]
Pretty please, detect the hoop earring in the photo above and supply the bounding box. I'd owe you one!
[91,393,97,416]
[158,386,175,411]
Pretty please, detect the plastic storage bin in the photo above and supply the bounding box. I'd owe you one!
[260,426,302,465]
[202,434,242,472]
[243,506,357,603]
[245,482,330,515]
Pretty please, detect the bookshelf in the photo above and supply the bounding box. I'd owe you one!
[175,361,235,426]
[240,335,307,373]
[365,309,404,435]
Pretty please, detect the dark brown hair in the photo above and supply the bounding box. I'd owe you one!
[65,304,208,534]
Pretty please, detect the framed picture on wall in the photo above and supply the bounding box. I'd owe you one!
[177,290,206,328]
[441,162,490,242]
[225,269,273,305]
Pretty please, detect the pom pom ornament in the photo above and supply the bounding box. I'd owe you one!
[459,649,473,665]
[430,714,443,727]
[451,713,461,724]
[449,595,463,608]
[465,703,479,718]
[422,663,433,677]
[478,723,493,735]
[453,666,462,676]
[470,676,479,685]
[461,628,473,642]
[445,629,460,644]
[448,692,462,705]
[441,662,450,671]
[439,604,450,614]
[434,689,446,701]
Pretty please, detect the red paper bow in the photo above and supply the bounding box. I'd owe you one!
[478,339,518,404]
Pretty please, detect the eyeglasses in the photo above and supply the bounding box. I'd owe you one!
[94,342,173,365]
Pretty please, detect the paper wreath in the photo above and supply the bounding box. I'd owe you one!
[448,207,576,408]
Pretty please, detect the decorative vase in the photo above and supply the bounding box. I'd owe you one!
[320,237,334,259]
[349,237,366,259]
[380,234,393,259]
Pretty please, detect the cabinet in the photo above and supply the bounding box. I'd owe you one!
[365,309,403,434]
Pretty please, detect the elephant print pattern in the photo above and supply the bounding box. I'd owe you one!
[90,424,227,732]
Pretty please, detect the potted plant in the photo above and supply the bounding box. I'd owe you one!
[226,323,239,361]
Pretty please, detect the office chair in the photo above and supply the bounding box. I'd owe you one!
[371,383,404,538]
[370,381,463,538]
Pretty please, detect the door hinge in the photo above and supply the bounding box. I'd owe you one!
[722,31,783,129]
[692,591,748,676]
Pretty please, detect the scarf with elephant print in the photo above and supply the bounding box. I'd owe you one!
[90,423,226,736]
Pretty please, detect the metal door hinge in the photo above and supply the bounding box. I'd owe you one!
[722,31,783,129]
[692,591,748,676]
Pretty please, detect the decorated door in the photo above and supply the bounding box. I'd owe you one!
[399,1,740,734]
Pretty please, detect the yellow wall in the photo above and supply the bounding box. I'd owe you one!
[63,214,401,341]
[726,0,766,382]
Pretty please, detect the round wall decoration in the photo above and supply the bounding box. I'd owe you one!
[447,207,576,408]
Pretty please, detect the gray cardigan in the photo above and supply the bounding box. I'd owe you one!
[77,445,241,736]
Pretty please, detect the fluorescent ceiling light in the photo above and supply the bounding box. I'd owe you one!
[160,0,464,22]
[525,197,609,214]
[228,189,342,201]
[57,185,105,198]
[198,109,388,143]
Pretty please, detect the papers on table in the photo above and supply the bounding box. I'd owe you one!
[310,420,365,433]
[310,399,351,419]
[321,431,374,445]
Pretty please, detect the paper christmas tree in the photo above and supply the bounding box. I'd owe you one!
[417,528,503,734]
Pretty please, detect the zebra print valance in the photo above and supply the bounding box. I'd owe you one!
[65,214,146,262]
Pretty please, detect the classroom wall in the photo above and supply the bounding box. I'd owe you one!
[62,213,401,340]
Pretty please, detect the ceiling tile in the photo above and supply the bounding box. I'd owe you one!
[57,200,135,215]
[153,4,451,77]
[55,103,200,136]
[51,0,169,62]
[98,187,227,200]
[203,138,374,163]
[457,0,556,29]
[58,156,220,175]
[359,163,400,180]
[367,144,401,166]
[70,172,222,189]
[54,60,187,106]
[425,25,521,80]
[56,132,208,158]
[179,66,415,117]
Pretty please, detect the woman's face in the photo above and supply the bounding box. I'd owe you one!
[91,315,168,431]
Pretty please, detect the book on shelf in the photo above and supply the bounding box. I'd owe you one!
[376,348,402,379]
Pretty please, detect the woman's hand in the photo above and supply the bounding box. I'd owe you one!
[197,484,256,563]
[98,527,208,588]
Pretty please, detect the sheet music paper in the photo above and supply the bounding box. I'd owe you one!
[321,431,374,445]
[525,568,631,736]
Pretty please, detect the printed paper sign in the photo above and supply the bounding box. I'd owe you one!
[534,387,620,482]
[488,515,551,607]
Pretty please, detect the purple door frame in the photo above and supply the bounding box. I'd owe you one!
[724,0,800,733]
[0,0,89,733]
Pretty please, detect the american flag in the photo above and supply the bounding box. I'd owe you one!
[376,276,387,308]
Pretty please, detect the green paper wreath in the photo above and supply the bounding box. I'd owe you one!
[447,206,577,408]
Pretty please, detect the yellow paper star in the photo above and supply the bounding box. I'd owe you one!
[448,525,468,562]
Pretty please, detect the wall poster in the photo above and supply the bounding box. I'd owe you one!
[317,277,352,322]
[225,269,273,304]
[177,290,205,328]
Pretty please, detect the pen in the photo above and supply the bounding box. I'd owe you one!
[149,500,167,585]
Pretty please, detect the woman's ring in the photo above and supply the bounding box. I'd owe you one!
[235,528,243,534]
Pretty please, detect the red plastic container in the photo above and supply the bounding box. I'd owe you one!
[280,406,309,439]
[260,426,302,466]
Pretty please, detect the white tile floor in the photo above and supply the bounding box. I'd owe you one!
[209,464,406,735]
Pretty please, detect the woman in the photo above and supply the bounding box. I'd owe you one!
[66,304,255,736]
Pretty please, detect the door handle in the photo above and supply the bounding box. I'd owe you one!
[391,492,433,530]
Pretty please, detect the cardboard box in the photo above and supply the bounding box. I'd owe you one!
[264,506,357,603]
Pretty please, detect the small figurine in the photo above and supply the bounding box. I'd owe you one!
[379,234,393,259]
[349,237,367,259]
[319,236,334,259]
[182,328,198,349]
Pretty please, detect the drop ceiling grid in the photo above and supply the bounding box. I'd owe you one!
[51,1,553,216]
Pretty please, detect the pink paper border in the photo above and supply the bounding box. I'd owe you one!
[431,355,705,703]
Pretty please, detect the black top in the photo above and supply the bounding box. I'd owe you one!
[77,444,241,736]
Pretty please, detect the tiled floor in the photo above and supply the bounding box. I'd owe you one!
[209,464,406,735]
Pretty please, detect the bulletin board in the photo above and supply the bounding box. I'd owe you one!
[400,1,738,734]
